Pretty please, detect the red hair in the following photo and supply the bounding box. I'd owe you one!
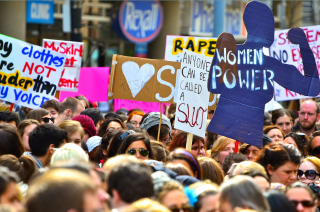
[127,111,145,122]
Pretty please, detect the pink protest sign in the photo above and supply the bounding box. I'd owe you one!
[59,67,109,102]
[114,99,170,114]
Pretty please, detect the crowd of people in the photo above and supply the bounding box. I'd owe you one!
[0,96,320,212]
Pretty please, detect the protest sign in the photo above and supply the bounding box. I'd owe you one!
[270,25,320,101]
[59,67,109,102]
[175,49,210,138]
[0,34,65,109]
[207,1,320,147]
[43,39,83,91]
[114,99,169,114]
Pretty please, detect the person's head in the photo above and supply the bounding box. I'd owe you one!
[169,131,206,157]
[127,111,145,128]
[286,182,318,212]
[0,166,23,211]
[297,157,320,185]
[105,129,131,159]
[266,190,297,212]
[75,95,90,109]
[264,112,271,126]
[97,118,127,137]
[150,141,169,163]
[0,154,36,184]
[263,125,285,142]
[284,132,308,156]
[189,181,219,212]
[156,181,191,212]
[72,115,97,142]
[93,129,119,164]
[211,136,236,168]
[127,198,170,212]
[167,148,202,180]
[0,111,20,127]
[104,112,122,120]
[305,131,320,157]
[0,124,24,158]
[107,157,153,208]
[165,163,192,176]
[117,133,154,160]
[299,100,320,131]
[29,124,68,165]
[80,108,104,132]
[272,109,293,135]
[255,143,301,186]
[169,113,179,137]
[58,97,85,120]
[27,108,54,124]
[219,175,270,212]
[86,136,102,162]
[25,168,100,212]
[115,108,128,115]
[140,112,172,145]
[222,153,247,175]
[41,99,60,118]
[198,157,224,185]
[50,143,89,165]
[17,119,40,152]
[232,160,267,176]
[59,120,84,146]
[239,144,261,161]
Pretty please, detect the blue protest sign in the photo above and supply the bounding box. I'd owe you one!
[119,0,163,43]
[207,1,320,148]
[26,0,54,25]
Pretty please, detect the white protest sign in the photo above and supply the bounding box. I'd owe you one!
[0,34,66,109]
[270,25,320,101]
[43,39,83,91]
[175,49,211,137]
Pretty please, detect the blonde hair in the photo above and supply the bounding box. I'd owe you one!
[102,155,140,172]
[125,198,170,212]
[233,161,267,176]
[211,136,235,158]
[59,120,84,139]
[50,143,88,165]
[157,181,184,203]
[302,156,320,174]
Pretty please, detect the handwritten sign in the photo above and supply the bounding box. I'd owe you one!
[114,99,169,114]
[0,34,65,109]
[43,39,83,91]
[207,1,320,147]
[270,25,320,101]
[175,49,210,137]
[59,67,109,102]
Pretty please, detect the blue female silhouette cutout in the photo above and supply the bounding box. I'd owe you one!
[207,1,320,147]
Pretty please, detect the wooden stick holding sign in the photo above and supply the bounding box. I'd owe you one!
[157,103,163,142]
[186,133,193,151]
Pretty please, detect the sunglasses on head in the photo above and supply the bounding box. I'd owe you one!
[290,200,315,208]
[297,169,320,180]
[169,205,192,212]
[42,117,55,123]
[312,146,320,157]
[127,148,149,157]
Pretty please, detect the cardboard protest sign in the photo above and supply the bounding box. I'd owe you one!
[175,49,210,137]
[207,1,320,147]
[0,34,65,109]
[270,25,320,101]
[43,39,83,91]
[114,99,169,114]
[59,67,109,102]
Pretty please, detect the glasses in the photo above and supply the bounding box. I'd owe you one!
[127,148,149,157]
[312,146,320,157]
[297,170,320,180]
[290,200,315,208]
[42,117,55,123]
[117,130,135,141]
[169,205,193,212]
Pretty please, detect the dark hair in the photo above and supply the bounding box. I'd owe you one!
[264,112,271,126]
[166,163,191,176]
[284,132,308,157]
[271,109,293,124]
[80,108,104,126]
[151,141,169,163]
[97,118,127,137]
[0,167,19,196]
[0,154,36,184]
[104,112,122,120]
[169,131,205,152]
[266,190,296,212]
[93,130,119,164]
[199,157,224,185]
[0,124,24,158]
[147,125,170,141]
[107,160,153,203]
[29,124,68,157]
[117,133,154,159]
[0,111,20,126]
[81,140,88,154]
[17,119,40,138]
[59,97,83,114]
[255,143,301,177]
[263,125,285,137]
[222,153,247,175]
[105,129,129,159]
[167,148,202,180]
[41,100,60,113]
[206,131,218,150]
[305,130,320,156]
[26,108,50,123]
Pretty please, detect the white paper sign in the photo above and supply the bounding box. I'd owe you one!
[270,25,320,101]
[174,49,211,137]
[43,39,83,91]
[0,34,66,109]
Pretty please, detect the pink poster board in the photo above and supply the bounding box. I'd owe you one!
[59,67,109,102]
[114,99,170,114]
